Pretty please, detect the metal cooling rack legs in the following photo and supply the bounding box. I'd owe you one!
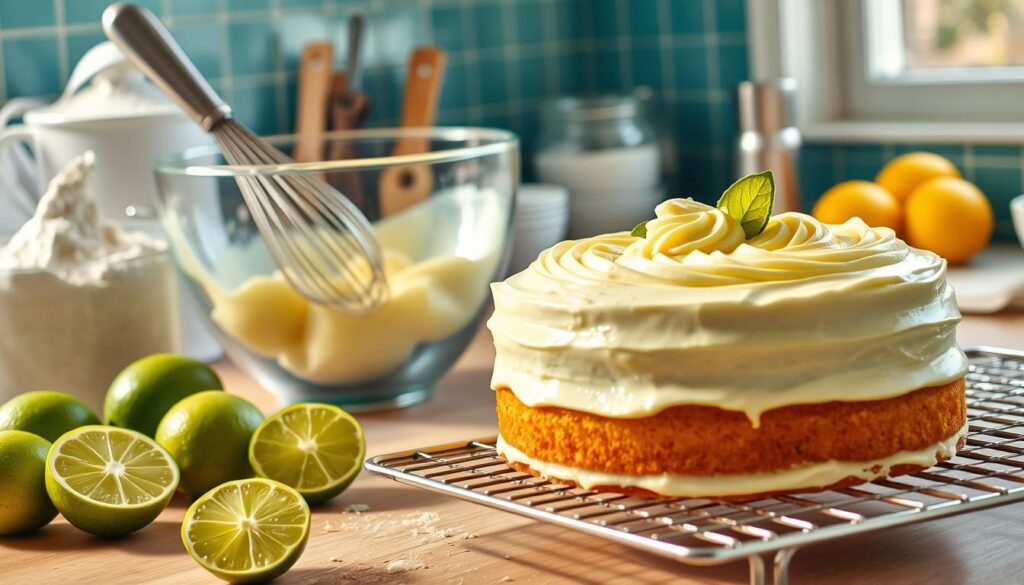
[747,548,796,585]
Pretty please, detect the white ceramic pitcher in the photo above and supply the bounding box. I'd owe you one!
[0,42,212,220]
[0,41,221,362]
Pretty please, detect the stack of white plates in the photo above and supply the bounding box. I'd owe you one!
[508,184,569,274]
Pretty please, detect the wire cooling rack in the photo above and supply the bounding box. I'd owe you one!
[365,348,1024,584]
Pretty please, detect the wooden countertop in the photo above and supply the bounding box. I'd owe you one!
[2,313,1023,584]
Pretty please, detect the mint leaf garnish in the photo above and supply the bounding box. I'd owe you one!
[716,170,775,239]
[630,222,648,238]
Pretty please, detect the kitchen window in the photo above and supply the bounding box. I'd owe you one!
[749,0,1024,141]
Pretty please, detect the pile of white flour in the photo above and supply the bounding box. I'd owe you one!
[0,151,179,411]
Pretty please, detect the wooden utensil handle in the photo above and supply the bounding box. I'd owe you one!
[327,73,369,208]
[378,46,447,217]
[330,72,369,133]
[294,42,334,163]
[379,165,432,217]
[394,46,446,155]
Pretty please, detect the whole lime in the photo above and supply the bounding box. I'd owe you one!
[156,391,264,497]
[0,391,101,443]
[0,430,58,535]
[105,354,223,437]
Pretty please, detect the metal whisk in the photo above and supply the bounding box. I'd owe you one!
[103,3,387,313]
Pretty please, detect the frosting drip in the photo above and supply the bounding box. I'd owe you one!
[488,198,967,423]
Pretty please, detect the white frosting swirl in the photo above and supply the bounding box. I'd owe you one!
[488,198,966,424]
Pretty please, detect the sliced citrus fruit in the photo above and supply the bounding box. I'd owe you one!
[45,425,179,536]
[182,478,310,583]
[248,403,365,504]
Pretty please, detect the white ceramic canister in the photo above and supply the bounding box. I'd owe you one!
[0,42,221,362]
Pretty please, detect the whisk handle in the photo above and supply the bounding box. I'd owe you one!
[103,3,231,131]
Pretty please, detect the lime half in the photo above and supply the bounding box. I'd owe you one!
[248,403,365,504]
[45,426,179,536]
[182,478,310,583]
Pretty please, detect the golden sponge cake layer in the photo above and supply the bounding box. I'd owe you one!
[496,379,965,497]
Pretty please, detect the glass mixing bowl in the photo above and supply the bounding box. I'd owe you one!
[154,128,517,411]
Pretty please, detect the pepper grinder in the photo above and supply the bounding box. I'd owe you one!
[735,78,802,213]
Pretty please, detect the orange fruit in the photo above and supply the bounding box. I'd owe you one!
[811,180,902,232]
[904,177,993,265]
[875,152,960,203]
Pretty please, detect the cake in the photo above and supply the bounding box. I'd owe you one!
[487,183,967,499]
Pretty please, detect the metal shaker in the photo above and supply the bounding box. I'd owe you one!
[735,78,801,212]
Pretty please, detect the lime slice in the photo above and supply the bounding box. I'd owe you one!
[182,478,310,583]
[45,425,179,536]
[248,403,365,504]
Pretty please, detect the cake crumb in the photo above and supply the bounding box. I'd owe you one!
[400,511,440,527]
[501,577,514,582]
[385,559,426,574]
[329,556,342,563]
[503,554,512,560]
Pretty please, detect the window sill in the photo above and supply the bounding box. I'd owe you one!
[801,121,1024,145]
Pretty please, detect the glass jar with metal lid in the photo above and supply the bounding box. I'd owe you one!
[533,95,664,237]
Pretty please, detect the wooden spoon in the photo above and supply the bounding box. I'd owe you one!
[378,46,446,217]
[293,42,334,163]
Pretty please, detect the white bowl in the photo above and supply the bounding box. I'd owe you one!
[567,185,664,205]
[508,187,570,274]
[517,207,568,218]
[516,221,567,235]
[1012,194,1024,251]
[515,216,568,239]
[517,183,569,208]
[516,203,567,215]
[516,205,568,218]
[568,187,664,238]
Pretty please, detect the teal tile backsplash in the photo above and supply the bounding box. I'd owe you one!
[171,0,219,17]
[65,0,161,24]
[3,37,61,96]
[0,0,1018,240]
[0,0,54,29]
[172,21,224,79]
[229,0,270,10]
[228,20,276,77]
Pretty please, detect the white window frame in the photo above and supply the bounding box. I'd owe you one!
[747,0,1024,143]
[861,0,1024,84]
